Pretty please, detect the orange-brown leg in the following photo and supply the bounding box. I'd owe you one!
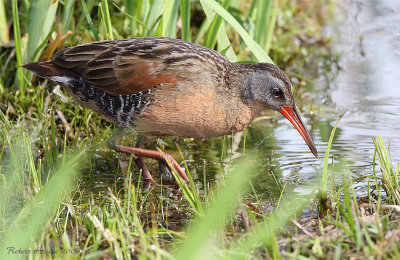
[134,157,153,181]
[107,128,189,183]
[108,129,153,181]
[114,144,189,183]
[132,139,154,181]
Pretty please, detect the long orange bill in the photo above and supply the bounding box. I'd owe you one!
[279,106,318,157]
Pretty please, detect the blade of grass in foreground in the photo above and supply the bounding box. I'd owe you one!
[144,0,163,36]
[61,0,75,34]
[216,23,237,62]
[0,152,83,257]
[174,156,257,260]
[124,0,144,36]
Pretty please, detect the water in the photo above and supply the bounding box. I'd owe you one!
[270,0,400,196]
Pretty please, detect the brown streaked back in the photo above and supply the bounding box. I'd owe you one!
[24,37,230,96]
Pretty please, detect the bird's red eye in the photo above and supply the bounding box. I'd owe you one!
[273,88,282,97]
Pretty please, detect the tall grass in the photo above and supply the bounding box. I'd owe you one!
[0,122,84,257]
[319,112,345,216]
[162,1,179,38]
[11,0,24,91]
[26,0,58,63]
[124,0,143,36]
[0,153,83,257]
[179,0,191,41]
[99,0,114,40]
[201,0,272,63]
[372,136,400,205]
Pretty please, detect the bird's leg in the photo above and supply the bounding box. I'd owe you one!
[107,128,154,181]
[107,128,189,183]
[114,144,189,183]
[133,137,154,182]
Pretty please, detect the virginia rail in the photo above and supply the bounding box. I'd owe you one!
[23,36,317,182]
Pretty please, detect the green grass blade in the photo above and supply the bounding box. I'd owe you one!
[0,135,25,228]
[145,0,163,35]
[374,136,392,175]
[31,25,57,62]
[193,18,209,44]
[164,148,203,214]
[0,0,8,44]
[100,0,113,40]
[26,0,59,62]
[202,0,231,49]
[200,0,272,63]
[162,0,179,38]
[80,0,100,41]
[23,133,41,190]
[264,0,278,53]
[216,23,237,62]
[321,112,345,199]
[372,136,400,205]
[253,0,273,46]
[179,0,191,41]
[11,0,25,90]
[200,0,236,61]
[125,0,144,36]
[61,0,75,34]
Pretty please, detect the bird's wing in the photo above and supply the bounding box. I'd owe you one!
[52,37,227,95]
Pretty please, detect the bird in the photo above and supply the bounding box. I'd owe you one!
[23,36,317,183]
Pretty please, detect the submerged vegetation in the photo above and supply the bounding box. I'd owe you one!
[1,0,400,259]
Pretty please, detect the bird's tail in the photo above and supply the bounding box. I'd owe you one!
[22,61,80,80]
[22,61,61,78]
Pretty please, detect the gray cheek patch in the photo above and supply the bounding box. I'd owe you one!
[240,71,293,109]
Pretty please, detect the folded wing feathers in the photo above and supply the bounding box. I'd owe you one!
[49,38,223,95]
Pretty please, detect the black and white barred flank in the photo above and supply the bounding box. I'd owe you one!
[50,75,151,126]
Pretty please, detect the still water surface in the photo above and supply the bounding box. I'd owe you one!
[271,0,400,196]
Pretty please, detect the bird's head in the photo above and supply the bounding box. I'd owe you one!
[239,63,318,157]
